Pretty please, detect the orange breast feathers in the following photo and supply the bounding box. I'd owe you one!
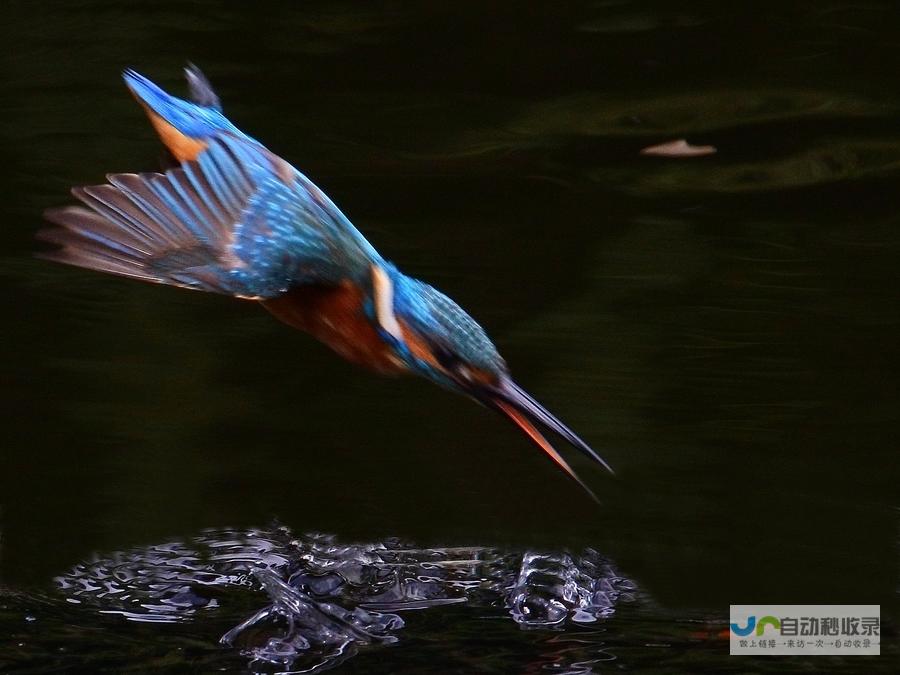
[261,282,408,374]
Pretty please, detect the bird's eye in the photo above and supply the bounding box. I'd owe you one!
[433,345,459,370]
[431,345,474,381]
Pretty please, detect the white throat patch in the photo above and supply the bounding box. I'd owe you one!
[371,264,403,341]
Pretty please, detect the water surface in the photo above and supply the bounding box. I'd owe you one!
[1,1,897,672]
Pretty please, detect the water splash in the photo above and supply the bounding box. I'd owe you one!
[508,549,636,627]
[53,526,635,671]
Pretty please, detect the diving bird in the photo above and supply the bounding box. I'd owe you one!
[39,65,613,500]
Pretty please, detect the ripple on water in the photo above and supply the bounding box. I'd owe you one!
[52,526,636,671]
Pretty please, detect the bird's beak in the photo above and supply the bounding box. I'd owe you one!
[478,377,615,502]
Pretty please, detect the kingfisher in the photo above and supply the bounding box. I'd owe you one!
[39,65,613,500]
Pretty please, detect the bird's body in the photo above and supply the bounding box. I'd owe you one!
[265,282,404,374]
[40,66,613,499]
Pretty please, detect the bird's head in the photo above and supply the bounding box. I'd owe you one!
[371,265,614,500]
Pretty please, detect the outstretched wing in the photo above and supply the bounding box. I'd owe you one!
[40,135,380,299]
[183,62,222,110]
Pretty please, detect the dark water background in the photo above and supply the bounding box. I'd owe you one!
[1,1,898,672]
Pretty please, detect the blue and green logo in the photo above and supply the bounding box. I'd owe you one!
[730,615,781,637]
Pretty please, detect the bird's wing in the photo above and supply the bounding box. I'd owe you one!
[40,134,380,299]
[183,63,222,111]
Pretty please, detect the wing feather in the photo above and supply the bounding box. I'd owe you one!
[40,135,379,298]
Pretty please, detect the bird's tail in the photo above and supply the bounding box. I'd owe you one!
[123,66,243,162]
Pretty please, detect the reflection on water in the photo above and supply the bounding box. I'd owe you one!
[51,526,634,672]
